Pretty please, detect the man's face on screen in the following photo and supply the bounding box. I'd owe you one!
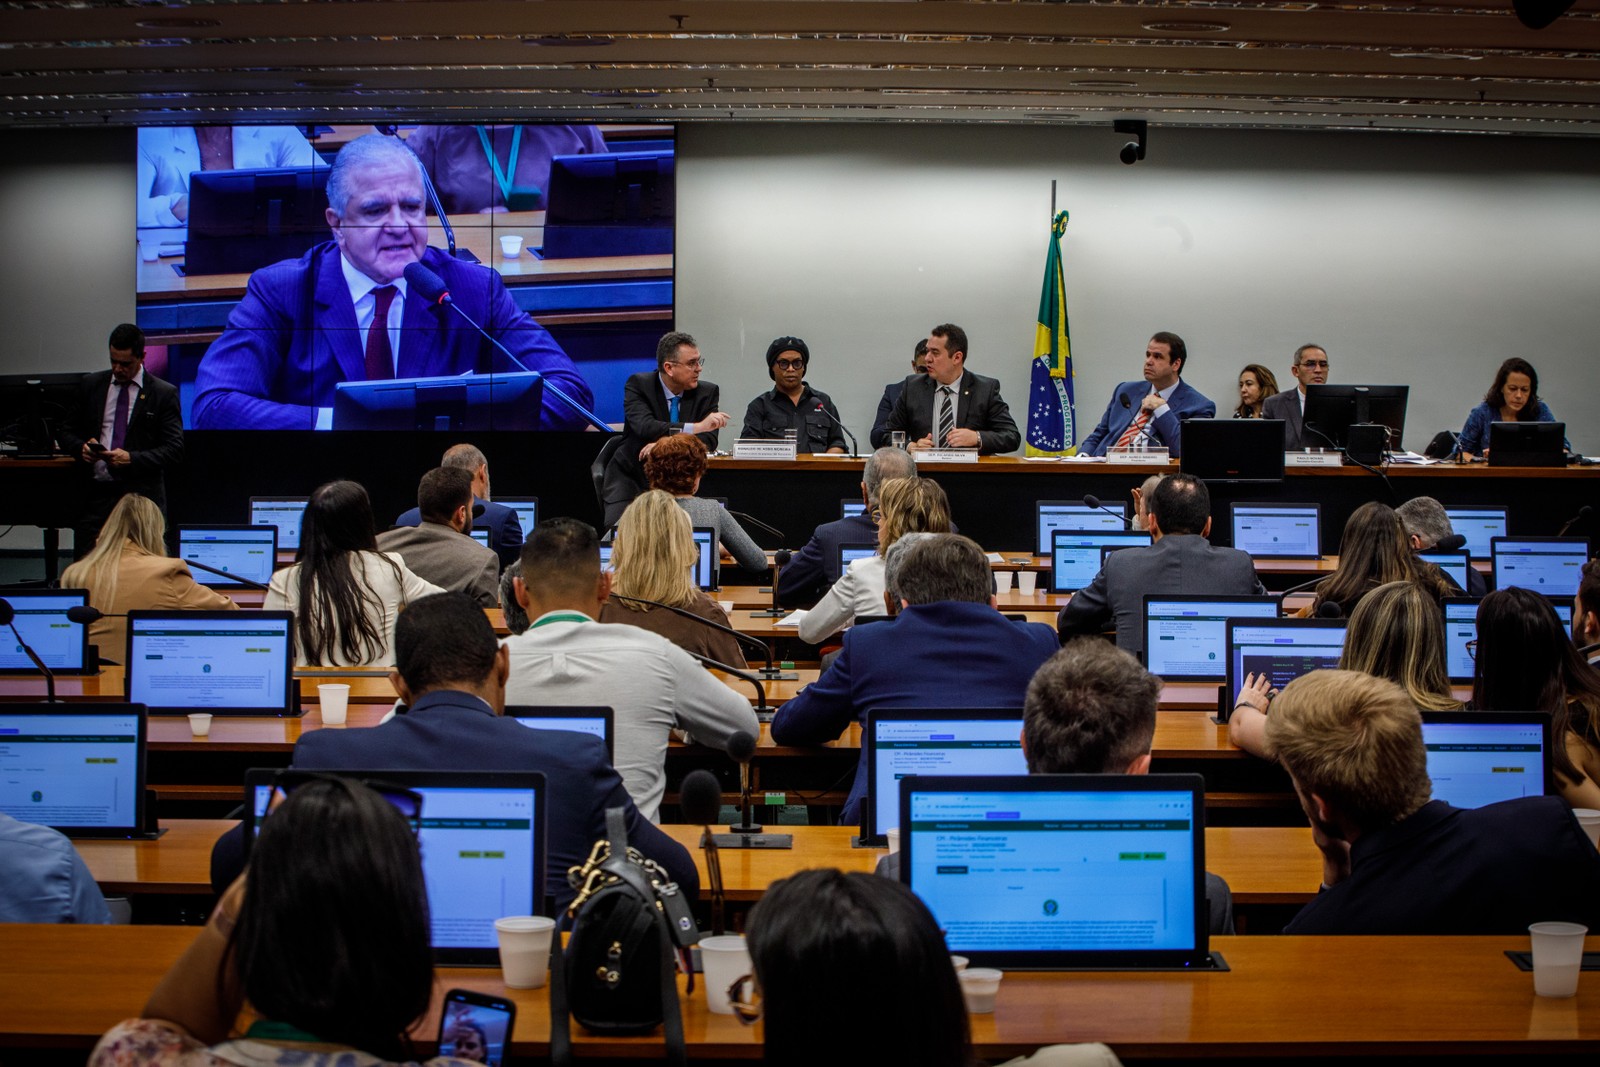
[326,157,428,285]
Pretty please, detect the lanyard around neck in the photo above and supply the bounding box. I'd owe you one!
[476,125,522,205]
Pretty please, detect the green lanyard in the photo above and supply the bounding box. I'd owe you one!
[245,1020,322,1044]
[530,611,591,629]
[475,125,522,206]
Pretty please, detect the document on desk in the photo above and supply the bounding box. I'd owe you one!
[777,609,807,628]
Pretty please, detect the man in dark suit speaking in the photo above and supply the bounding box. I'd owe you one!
[1078,332,1215,457]
[57,323,184,548]
[190,133,592,431]
[884,323,1020,454]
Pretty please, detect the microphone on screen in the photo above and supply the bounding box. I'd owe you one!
[680,769,727,936]
[1081,494,1127,526]
[0,598,57,703]
[1558,505,1593,538]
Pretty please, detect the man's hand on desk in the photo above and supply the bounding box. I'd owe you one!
[944,428,981,449]
[908,435,934,452]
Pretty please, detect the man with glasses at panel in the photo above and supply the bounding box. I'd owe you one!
[1262,343,1331,451]
[602,330,728,527]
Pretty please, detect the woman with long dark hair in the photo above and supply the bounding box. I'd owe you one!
[1232,363,1279,419]
[1309,502,1453,619]
[1457,357,1561,460]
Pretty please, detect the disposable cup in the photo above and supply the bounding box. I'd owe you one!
[885,827,901,855]
[891,431,907,450]
[1016,570,1038,596]
[699,934,751,1014]
[496,915,556,988]
[959,967,1003,1013]
[993,570,1014,594]
[500,234,524,259]
[950,955,969,973]
[318,684,350,725]
[1529,921,1588,998]
[187,713,212,737]
[139,240,160,263]
[718,601,736,616]
[1573,809,1600,850]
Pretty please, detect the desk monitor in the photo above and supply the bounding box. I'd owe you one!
[177,525,278,588]
[183,165,331,276]
[598,542,614,572]
[1491,537,1587,597]
[1419,549,1471,593]
[125,610,297,717]
[541,149,675,259]
[332,371,545,432]
[506,705,614,764]
[498,497,539,538]
[1143,595,1281,683]
[0,587,92,676]
[841,499,868,520]
[242,768,546,965]
[1301,384,1409,453]
[1420,711,1551,808]
[1036,501,1127,556]
[899,773,1211,970]
[1223,618,1348,722]
[1229,503,1321,559]
[1443,596,1572,683]
[838,542,877,576]
[862,709,1026,843]
[1443,505,1508,560]
[1179,419,1286,482]
[1488,422,1567,468]
[692,526,719,591]
[0,371,84,456]
[1049,530,1151,594]
[0,704,147,838]
[248,496,309,551]
[469,529,490,546]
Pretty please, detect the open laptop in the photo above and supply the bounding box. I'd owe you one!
[1036,501,1127,555]
[177,525,278,588]
[0,587,93,675]
[1229,503,1321,559]
[899,773,1216,970]
[469,529,490,546]
[1419,548,1471,593]
[1443,596,1573,683]
[862,708,1026,843]
[1488,421,1567,468]
[0,704,148,838]
[248,496,309,551]
[1420,710,1551,808]
[1222,618,1348,722]
[692,526,719,591]
[1142,595,1281,682]
[1049,530,1151,593]
[506,705,614,764]
[498,497,538,538]
[1491,536,1587,598]
[1442,505,1507,560]
[242,768,546,965]
[125,610,298,716]
[838,542,877,576]
[841,499,868,520]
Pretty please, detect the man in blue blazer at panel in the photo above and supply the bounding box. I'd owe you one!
[393,443,523,568]
[772,534,1058,825]
[190,134,592,432]
[884,324,1021,454]
[1079,332,1215,457]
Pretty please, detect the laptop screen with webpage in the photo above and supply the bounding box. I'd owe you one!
[470,529,490,546]
[506,705,614,763]
[0,588,91,675]
[1420,711,1550,808]
[125,611,296,716]
[0,705,146,837]
[1224,619,1347,719]
[692,527,717,590]
[178,526,278,588]
[1491,537,1586,598]
[1036,502,1126,555]
[1419,549,1471,592]
[248,497,308,550]
[1050,530,1151,593]
[1143,596,1281,682]
[900,774,1209,969]
[1230,503,1321,558]
[1443,506,1507,560]
[498,497,538,538]
[863,709,1025,841]
[841,499,868,520]
[838,543,877,575]
[1443,596,1571,683]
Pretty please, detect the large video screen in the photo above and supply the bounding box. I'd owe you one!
[134,123,675,431]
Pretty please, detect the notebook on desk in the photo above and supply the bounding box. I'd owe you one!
[506,705,614,763]
[1418,548,1471,593]
[841,499,868,520]
[693,526,720,591]
[125,610,298,717]
[837,542,877,575]
[1442,505,1507,560]
[1442,596,1572,683]
[861,708,1025,843]
[0,704,148,838]
[177,525,278,588]
[498,497,538,538]
[1229,503,1321,559]
[0,587,93,676]
[1420,710,1551,809]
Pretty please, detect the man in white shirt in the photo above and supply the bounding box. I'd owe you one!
[503,517,759,821]
[1261,343,1330,451]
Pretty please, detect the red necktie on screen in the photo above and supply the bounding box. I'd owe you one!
[363,285,398,380]
[110,382,131,450]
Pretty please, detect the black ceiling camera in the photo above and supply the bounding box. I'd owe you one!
[1115,119,1147,165]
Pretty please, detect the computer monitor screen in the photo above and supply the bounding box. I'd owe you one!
[1442,506,1507,560]
[1225,619,1348,718]
[1036,501,1126,556]
[841,500,868,520]
[1143,595,1281,682]
[0,705,146,837]
[1443,596,1571,683]
[506,705,614,764]
[692,527,717,590]
[178,526,278,588]
[0,588,91,675]
[125,611,296,715]
[598,542,614,571]
[499,497,538,537]
[1179,419,1286,481]
[470,529,490,546]
[1491,537,1587,597]
[248,497,309,550]
[1419,549,1471,593]
[1301,384,1409,452]
[864,710,1026,840]
[1421,712,1550,808]
[838,543,877,574]
[543,149,674,258]
[1049,530,1151,593]
[1230,503,1321,559]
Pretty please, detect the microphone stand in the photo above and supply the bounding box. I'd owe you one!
[608,592,796,681]
[0,600,56,703]
[726,510,785,542]
[1279,572,1329,597]
[679,648,775,716]
[812,402,859,458]
[751,549,793,620]
[181,558,272,592]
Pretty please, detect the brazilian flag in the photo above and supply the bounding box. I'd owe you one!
[1025,211,1076,457]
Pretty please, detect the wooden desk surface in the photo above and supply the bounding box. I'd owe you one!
[6,925,1596,1056]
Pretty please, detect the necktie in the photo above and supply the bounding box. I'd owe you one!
[669,394,680,423]
[110,381,131,450]
[363,285,398,380]
[1116,398,1153,450]
[936,385,955,447]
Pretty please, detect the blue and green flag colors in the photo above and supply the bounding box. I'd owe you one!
[1026,210,1076,457]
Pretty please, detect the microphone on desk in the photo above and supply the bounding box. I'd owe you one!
[751,549,793,620]
[726,510,785,543]
[375,125,474,264]
[401,262,611,434]
[607,592,796,681]
[1081,494,1128,527]
[181,558,271,592]
[0,598,56,703]
[679,769,728,935]
[1558,505,1593,537]
[812,401,860,458]
[726,730,763,835]
[1316,599,1344,620]
[1279,573,1329,598]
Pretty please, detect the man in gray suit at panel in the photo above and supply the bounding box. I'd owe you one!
[378,466,500,607]
[1056,472,1263,655]
[1261,343,1330,451]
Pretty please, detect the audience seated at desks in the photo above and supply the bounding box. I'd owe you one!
[392,442,523,568]
[497,558,529,635]
[0,811,111,924]
[1396,495,1488,595]
[376,466,499,608]
[1308,501,1455,618]
[778,446,917,607]
[645,433,769,577]
[1575,559,1600,660]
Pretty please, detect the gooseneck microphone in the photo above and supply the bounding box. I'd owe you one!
[752,548,794,621]
[1081,494,1128,526]
[1116,393,1159,449]
[1558,505,1593,537]
[401,262,611,433]
[726,510,785,542]
[181,558,272,592]
[677,647,775,716]
[607,592,795,681]
[726,730,761,835]
[812,401,860,458]
[0,599,56,703]
[679,769,727,935]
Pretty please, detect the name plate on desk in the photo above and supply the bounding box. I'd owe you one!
[918,448,980,464]
[1107,447,1169,464]
[1285,451,1343,467]
[733,438,798,461]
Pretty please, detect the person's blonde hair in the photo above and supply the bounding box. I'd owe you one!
[876,477,952,553]
[611,490,698,611]
[60,493,167,610]
[1264,669,1432,830]
[1340,580,1462,712]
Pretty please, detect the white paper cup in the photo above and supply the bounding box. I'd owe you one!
[699,934,751,1014]
[1573,809,1600,850]
[500,234,524,259]
[139,240,160,263]
[993,570,1014,593]
[1016,570,1038,596]
[885,827,901,855]
[950,955,969,973]
[187,713,212,737]
[1529,921,1588,998]
[718,600,736,616]
[959,967,1003,1013]
[318,684,350,725]
[495,915,556,988]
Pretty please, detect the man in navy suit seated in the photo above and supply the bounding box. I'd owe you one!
[776,446,918,607]
[394,443,524,568]
[1078,332,1215,457]
[869,337,928,449]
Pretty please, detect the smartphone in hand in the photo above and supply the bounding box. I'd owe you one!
[437,989,516,1066]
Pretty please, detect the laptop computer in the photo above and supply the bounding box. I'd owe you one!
[1222,618,1348,722]
[1442,505,1507,560]
[1420,710,1551,808]
[177,525,278,588]
[125,610,298,716]
[1229,503,1321,559]
[0,704,148,838]
[1179,419,1286,481]
[838,542,878,575]
[692,526,719,591]
[0,587,93,676]
[1142,595,1281,682]
[1443,596,1573,683]
[899,773,1216,970]
[248,496,309,551]
[1491,536,1587,598]
[1049,530,1151,593]
[242,768,546,965]
[1036,501,1127,556]
[506,705,615,764]
[841,499,868,520]
[598,541,614,571]
[862,708,1026,843]
[498,497,538,538]
[1418,548,1471,593]
[1488,421,1567,468]
[469,529,490,546]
